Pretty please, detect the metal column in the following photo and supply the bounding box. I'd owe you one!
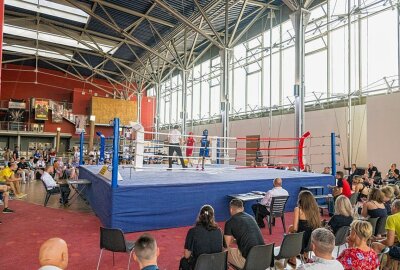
[268,9,274,164]
[221,0,230,162]
[290,8,310,165]
[137,92,142,124]
[155,82,161,141]
[347,0,353,167]
[398,2,400,90]
[181,70,188,135]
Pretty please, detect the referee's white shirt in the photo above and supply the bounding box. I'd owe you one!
[168,129,181,144]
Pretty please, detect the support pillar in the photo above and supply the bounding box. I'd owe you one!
[398,2,400,90]
[347,0,353,167]
[155,82,161,141]
[0,0,4,96]
[137,92,142,124]
[290,8,310,168]
[221,0,230,163]
[56,127,61,153]
[181,70,188,135]
[88,115,95,152]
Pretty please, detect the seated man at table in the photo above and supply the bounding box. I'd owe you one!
[225,199,265,269]
[41,165,70,205]
[0,163,26,198]
[251,177,289,228]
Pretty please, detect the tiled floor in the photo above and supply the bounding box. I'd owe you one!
[18,179,93,213]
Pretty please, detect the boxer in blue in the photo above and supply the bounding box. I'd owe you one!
[198,129,210,170]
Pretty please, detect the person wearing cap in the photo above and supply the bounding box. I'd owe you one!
[167,125,187,169]
[185,132,196,167]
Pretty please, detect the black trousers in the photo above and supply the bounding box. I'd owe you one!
[252,203,270,225]
[168,143,186,168]
[49,184,71,203]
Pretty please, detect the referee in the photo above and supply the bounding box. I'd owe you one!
[168,125,187,169]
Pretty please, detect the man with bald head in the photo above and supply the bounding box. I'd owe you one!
[251,177,289,228]
[133,234,160,270]
[38,238,68,270]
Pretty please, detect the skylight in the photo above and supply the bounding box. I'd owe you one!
[4,24,117,54]
[3,43,73,61]
[5,0,89,24]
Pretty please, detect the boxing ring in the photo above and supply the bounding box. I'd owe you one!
[79,118,336,233]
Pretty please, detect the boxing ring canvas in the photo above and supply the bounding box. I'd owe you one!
[80,165,335,233]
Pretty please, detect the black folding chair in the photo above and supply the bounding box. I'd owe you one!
[349,192,359,206]
[97,227,135,270]
[274,232,304,269]
[375,216,388,236]
[265,196,289,235]
[335,226,350,257]
[367,217,379,236]
[230,244,274,270]
[41,179,64,206]
[194,251,227,270]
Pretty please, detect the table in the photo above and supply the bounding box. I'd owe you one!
[228,191,265,202]
[67,179,91,205]
[300,185,325,195]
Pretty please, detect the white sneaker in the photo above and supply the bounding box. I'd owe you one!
[0,200,3,205]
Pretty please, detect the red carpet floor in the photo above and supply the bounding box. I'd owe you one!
[0,200,295,270]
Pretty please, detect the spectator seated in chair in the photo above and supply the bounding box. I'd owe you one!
[38,238,68,270]
[337,220,379,270]
[298,228,344,270]
[381,186,395,215]
[361,187,387,219]
[0,163,26,199]
[330,171,352,199]
[372,199,400,270]
[53,158,65,180]
[384,163,399,184]
[327,195,353,234]
[17,157,34,183]
[0,184,15,223]
[224,199,265,269]
[179,205,223,270]
[41,165,70,205]
[367,163,381,186]
[287,190,321,267]
[133,234,160,270]
[251,177,289,228]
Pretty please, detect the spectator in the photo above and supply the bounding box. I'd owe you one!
[17,157,34,183]
[352,175,369,202]
[0,163,26,198]
[73,147,80,165]
[53,158,65,180]
[288,190,321,266]
[381,186,394,215]
[38,238,68,270]
[2,147,12,164]
[179,205,223,270]
[384,163,399,184]
[322,167,331,174]
[49,149,56,165]
[33,149,41,163]
[361,187,387,219]
[348,163,364,186]
[367,163,381,185]
[327,195,354,234]
[298,228,344,270]
[0,184,15,217]
[224,199,265,269]
[302,164,312,173]
[13,146,19,160]
[133,234,159,270]
[372,199,400,268]
[332,171,352,199]
[251,177,289,228]
[392,185,400,199]
[337,220,379,270]
[41,165,70,205]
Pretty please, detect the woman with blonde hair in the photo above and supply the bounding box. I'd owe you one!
[288,190,321,266]
[327,195,354,234]
[337,220,379,269]
[361,187,387,218]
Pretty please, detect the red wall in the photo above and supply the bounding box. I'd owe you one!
[1,64,155,138]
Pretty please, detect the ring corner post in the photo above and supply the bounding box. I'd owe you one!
[298,131,311,171]
[331,132,336,177]
[112,118,120,189]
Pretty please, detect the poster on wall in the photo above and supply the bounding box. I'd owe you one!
[51,102,64,123]
[75,115,87,134]
[34,100,49,120]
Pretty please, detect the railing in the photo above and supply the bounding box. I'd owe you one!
[0,121,45,132]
